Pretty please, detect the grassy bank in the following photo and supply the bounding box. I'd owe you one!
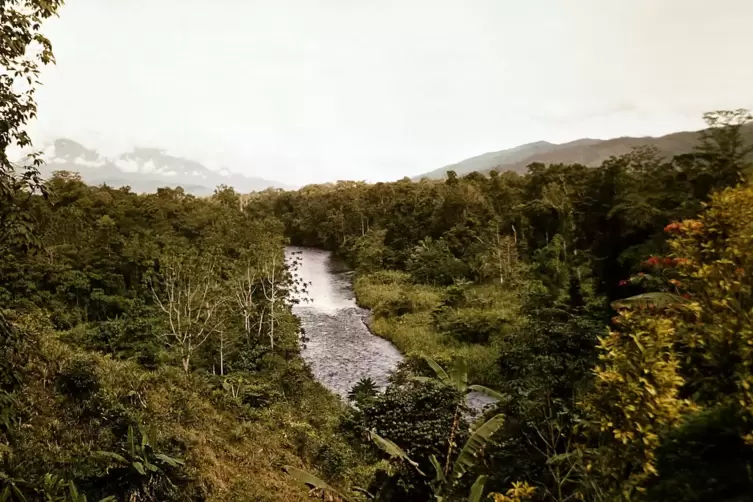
[4,311,373,502]
[353,270,520,387]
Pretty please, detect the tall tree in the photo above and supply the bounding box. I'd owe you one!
[148,247,227,372]
[1,0,64,250]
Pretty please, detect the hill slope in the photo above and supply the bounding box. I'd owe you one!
[35,139,291,195]
[416,124,753,179]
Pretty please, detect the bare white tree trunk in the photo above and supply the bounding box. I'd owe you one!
[232,263,257,342]
[149,251,226,374]
[261,254,278,350]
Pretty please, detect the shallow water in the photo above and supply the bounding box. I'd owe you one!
[286,246,496,410]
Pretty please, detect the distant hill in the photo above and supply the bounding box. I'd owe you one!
[31,139,291,195]
[415,124,753,180]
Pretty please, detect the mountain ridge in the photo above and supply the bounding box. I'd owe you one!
[34,138,291,195]
[414,123,753,180]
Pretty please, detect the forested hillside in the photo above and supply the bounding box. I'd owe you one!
[417,121,753,179]
[3,2,753,501]
[245,108,753,501]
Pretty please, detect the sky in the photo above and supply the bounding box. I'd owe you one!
[29,0,753,186]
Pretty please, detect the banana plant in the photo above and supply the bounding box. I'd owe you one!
[96,425,184,479]
[418,356,506,476]
[369,412,505,502]
[282,465,350,501]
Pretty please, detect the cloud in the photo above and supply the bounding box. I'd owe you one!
[27,0,753,185]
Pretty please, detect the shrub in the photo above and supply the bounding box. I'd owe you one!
[348,380,467,500]
[348,377,379,408]
[434,307,508,344]
[57,355,100,399]
[406,238,469,286]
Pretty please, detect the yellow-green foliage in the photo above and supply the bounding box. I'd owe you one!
[667,185,753,410]
[584,311,692,493]
[584,185,753,496]
[7,312,370,502]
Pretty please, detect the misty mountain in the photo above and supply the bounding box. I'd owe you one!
[415,124,753,180]
[34,139,291,195]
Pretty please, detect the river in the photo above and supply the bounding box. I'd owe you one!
[286,246,497,411]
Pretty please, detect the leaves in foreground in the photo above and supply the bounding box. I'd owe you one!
[282,466,350,501]
[368,429,425,476]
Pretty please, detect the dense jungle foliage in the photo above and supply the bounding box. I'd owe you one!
[4,2,753,501]
[243,108,753,501]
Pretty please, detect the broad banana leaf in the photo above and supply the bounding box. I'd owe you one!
[450,414,505,481]
[282,465,350,501]
[423,356,451,387]
[450,357,468,394]
[611,292,688,310]
[468,385,506,401]
[468,475,488,502]
[368,430,425,476]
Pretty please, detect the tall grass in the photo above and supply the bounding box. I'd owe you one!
[354,272,520,386]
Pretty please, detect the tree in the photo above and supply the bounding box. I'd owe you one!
[695,109,753,187]
[231,250,261,342]
[368,412,506,501]
[148,247,227,373]
[418,356,504,478]
[1,0,64,250]
[584,185,753,498]
[261,251,281,350]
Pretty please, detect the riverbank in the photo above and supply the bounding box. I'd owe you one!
[353,269,520,388]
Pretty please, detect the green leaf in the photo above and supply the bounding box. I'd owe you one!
[132,461,146,476]
[68,481,87,502]
[95,451,129,465]
[450,357,468,394]
[450,413,505,481]
[467,385,506,401]
[429,454,445,487]
[139,424,148,451]
[423,356,451,387]
[127,426,136,458]
[611,292,688,310]
[468,475,488,502]
[368,430,425,476]
[10,484,26,502]
[282,466,349,501]
[154,453,185,467]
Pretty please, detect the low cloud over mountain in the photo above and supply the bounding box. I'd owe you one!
[35,139,291,195]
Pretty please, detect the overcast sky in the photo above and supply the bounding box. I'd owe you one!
[29,0,753,185]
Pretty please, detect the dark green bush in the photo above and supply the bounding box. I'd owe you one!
[57,356,100,399]
[346,379,467,500]
[647,404,753,502]
[406,238,469,286]
[434,307,508,344]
